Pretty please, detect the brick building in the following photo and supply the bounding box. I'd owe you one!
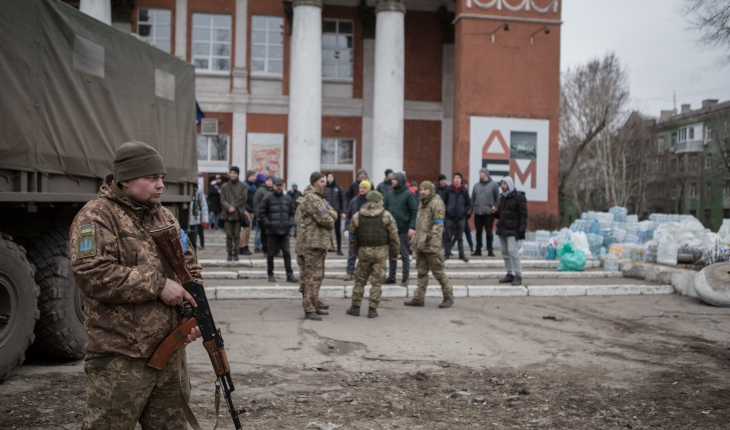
[76,0,561,214]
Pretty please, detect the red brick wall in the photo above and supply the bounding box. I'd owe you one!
[404,120,441,186]
[405,11,443,102]
[453,2,561,215]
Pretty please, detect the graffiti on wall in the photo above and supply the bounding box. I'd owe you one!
[470,117,550,202]
[247,133,284,178]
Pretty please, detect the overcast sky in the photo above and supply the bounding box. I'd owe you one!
[561,0,730,118]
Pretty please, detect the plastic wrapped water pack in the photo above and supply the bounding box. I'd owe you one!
[637,220,656,243]
[570,231,592,259]
[609,206,628,223]
[653,216,706,266]
[650,213,691,225]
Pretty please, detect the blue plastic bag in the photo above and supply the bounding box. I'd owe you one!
[557,242,587,272]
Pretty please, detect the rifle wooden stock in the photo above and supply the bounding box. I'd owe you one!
[203,341,231,376]
[149,224,193,284]
[148,318,199,370]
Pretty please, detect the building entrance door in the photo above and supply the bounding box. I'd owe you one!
[329,170,354,190]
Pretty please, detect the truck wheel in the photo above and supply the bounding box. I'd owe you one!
[25,228,86,359]
[0,234,39,381]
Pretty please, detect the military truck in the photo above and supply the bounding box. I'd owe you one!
[0,0,198,380]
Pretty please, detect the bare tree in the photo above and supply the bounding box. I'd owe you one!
[559,53,630,206]
[683,0,730,55]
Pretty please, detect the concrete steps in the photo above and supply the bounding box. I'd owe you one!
[202,269,623,280]
[199,259,602,270]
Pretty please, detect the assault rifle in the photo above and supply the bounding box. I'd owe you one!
[148,224,244,430]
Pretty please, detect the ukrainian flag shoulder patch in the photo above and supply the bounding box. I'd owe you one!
[77,224,96,259]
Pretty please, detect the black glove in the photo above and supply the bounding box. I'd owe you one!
[517,232,526,241]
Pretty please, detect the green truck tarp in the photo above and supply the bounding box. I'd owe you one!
[0,0,198,185]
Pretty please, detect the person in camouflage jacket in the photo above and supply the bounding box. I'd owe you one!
[346,191,400,318]
[70,141,202,429]
[295,172,337,320]
[405,181,454,308]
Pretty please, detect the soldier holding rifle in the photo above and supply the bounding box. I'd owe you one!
[70,141,203,429]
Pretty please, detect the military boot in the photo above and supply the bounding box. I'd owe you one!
[242,246,252,255]
[317,300,330,310]
[233,253,239,261]
[286,274,299,283]
[346,306,360,317]
[367,307,378,318]
[439,298,454,308]
[305,312,322,321]
[316,308,329,315]
[404,299,425,307]
[227,252,233,261]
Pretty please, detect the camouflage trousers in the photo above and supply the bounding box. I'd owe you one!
[299,249,326,313]
[352,247,389,309]
[82,350,189,430]
[413,252,453,302]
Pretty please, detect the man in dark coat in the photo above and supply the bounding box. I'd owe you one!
[288,182,303,211]
[259,177,298,283]
[239,170,258,255]
[491,177,528,286]
[376,169,394,198]
[442,172,472,262]
[384,172,418,286]
[254,176,274,254]
[207,174,222,229]
[325,173,347,255]
[220,166,248,261]
[435,174,449,202]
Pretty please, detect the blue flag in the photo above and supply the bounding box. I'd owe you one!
[195,101,205,124]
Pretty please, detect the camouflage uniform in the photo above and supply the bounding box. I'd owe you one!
[70,175,202,429]
[411,193,453,302]
[348,202,400,309]
[295,185,337,313]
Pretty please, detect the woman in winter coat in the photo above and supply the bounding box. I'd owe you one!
[492,177,528,286]
[325,173,347,255]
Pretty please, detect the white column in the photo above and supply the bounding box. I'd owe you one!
[372,0,405,178]
[361,38,375,178]
[79,0,111,25]
[232,113,247,171]
[232,0,248,93]
[441,44,454,179]
[287,0,322,187]
[174,0,188,60]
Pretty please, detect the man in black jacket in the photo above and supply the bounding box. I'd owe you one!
[259,177,298,283]
[435,174,449,202]
[345,168,369,206]
[442,172,472,262]
[325,173,346,255]
[491,177,527,286]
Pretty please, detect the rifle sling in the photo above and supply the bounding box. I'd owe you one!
[177,349,220,430]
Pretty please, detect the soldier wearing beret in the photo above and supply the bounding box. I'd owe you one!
[70,141,202,428]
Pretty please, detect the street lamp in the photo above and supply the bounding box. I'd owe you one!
[530,26,550,44]
[491,23,509,43]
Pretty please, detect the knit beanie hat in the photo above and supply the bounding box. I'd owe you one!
[420,180,434,191]
[113,141,166,182]
[367,190,384,203]
[437,174,447,181]
[256,173,266,182]
[246,169,256,177]
[359,180,372,190]
[310,171,325,184]
[230,166,240,174]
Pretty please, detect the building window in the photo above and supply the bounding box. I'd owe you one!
[689,155,699,170]
[690,209,697,217]
[657,137,665,154]
[321,138,355,167]
[707,126,714,141]
[724,208,729,219]
[678,128,687,142]
[705,155,712,169]
[678,156,685,171]
[671,133,677,146]
[192,13,232,73]
[197,134,229,162]
[706,182,712,197]
[704,209,711,227]
[689,127,695,140]
[671,186,677,199]
[137,8,171,53]
[251,16,284,76]
[322,20,353,79]
[690,182,697,198]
